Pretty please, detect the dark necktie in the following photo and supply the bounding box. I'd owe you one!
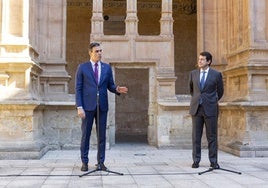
[200,71,206,89]
[94,63,98,83]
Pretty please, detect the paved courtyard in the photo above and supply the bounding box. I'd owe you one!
[0,143,267,188]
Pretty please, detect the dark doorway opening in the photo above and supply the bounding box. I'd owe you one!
[115,68,149,143]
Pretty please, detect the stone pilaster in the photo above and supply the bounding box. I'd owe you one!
[199,0,268,156]
[0,0,41,100]
[37,0,71,101]
[0,0,46,159]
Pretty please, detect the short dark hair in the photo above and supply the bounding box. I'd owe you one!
[88,42,100,51]
[200,51,212,65]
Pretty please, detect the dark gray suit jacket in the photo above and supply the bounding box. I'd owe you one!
[189,68,224,116]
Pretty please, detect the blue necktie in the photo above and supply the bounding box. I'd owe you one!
[200,71,206,89]
[94,63,98,83]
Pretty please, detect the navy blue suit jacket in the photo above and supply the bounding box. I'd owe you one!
[189,68,224,116]
[75,61,119,111]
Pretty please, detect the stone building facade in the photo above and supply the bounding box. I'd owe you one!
[0,0,267,159]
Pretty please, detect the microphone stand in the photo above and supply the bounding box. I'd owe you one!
[198,165,242,175]
[198,107,241,175]
[80,89,123,177]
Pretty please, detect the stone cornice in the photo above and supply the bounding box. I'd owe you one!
[0,44,39,64]
[227,48,268,59]
[220,102,268,110]
[67,0,197,15]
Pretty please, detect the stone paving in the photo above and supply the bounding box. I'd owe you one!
[0,143,267,188]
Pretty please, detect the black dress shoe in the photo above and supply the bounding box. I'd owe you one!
[81,163,88,171]
[192,162,199,168]
[99,163,107,170]
[210,163,220,169]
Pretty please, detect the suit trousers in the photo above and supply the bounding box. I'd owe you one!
[191,105,218,164]
[80,108,107,164]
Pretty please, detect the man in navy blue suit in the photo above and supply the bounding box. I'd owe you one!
[189,51,224,169]
[75,42,128,171]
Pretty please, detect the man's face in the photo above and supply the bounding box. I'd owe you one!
[198,55,210,69]
[89,46,102,62]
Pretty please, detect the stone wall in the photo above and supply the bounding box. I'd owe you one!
[219,103,268,157]
[0,103,47,159]
[40,103,81,150]
[157,101,192,148]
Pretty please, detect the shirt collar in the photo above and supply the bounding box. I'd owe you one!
[200,67,209,73]
[90,60,100,66]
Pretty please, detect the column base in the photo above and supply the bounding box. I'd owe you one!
[220,142,268,157]
[0,141,48,159]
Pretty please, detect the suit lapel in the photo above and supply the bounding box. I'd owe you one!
[202,69,211,90]
[195,70,201,90]
[86,62,98,84]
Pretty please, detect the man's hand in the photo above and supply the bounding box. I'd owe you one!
[77,108,86,119]
[116,86,128,94]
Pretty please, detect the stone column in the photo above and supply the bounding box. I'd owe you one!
[0,0,46,159]
[160,0,173,37]
[125,0,138,36]
[38,0,71,101]
[0,0,41,99]
[0,0,9,86]
[156,0,176,102]
[197,0,224,67]
[125,0,138,62]
[91,0,104,38]
[155,0,177,147]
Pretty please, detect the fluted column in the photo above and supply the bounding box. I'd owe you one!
[91,0,104,37]
[160,0,173,37]
[125,0,138,36]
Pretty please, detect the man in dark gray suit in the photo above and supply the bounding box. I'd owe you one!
[189,51,224,169]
